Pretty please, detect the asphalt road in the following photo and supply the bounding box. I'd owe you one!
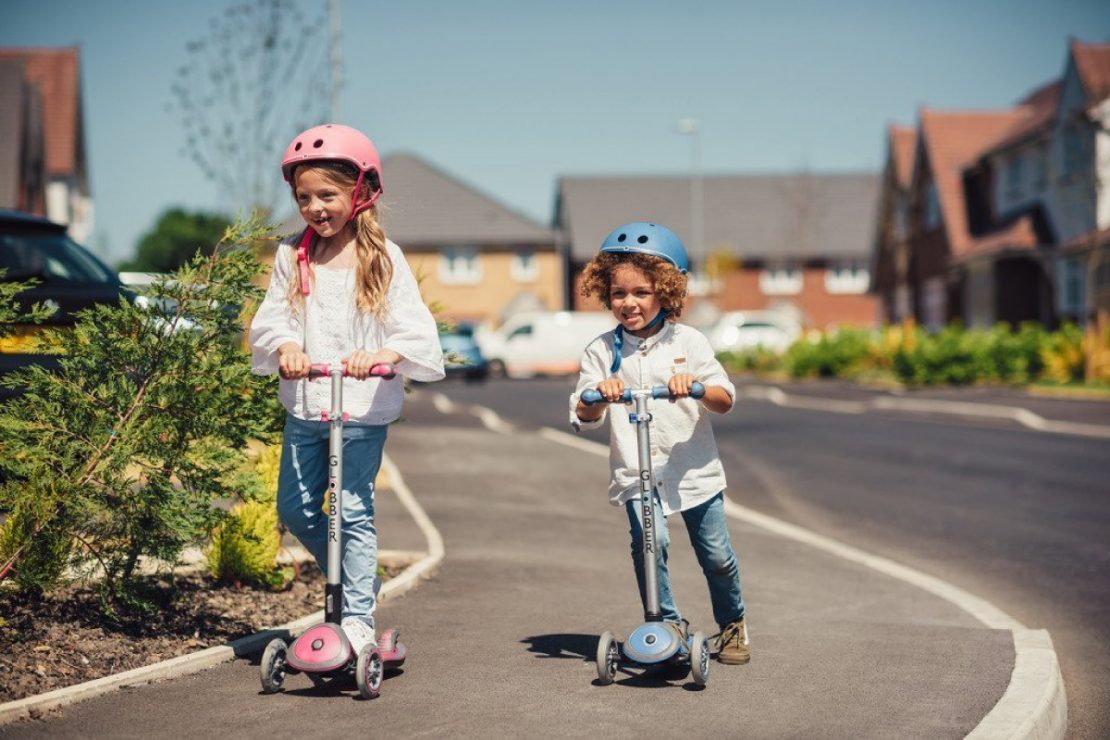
[1,379,1019,739]
[431,375,1110,739]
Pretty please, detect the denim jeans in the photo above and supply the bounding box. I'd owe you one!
[277,413,387,628]
[625,491,745,630]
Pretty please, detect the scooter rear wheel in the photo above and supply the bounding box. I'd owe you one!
[596,631,619,685]
[356,645,384,699]
[260,638,289,694]
[690,631,710,687]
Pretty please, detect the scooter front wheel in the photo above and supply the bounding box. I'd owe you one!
[690,631,710,687]
[260,638,289,694]
[356,645,384,699]
[596,631,619,685]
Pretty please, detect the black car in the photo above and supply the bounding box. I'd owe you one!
[0,209,128,391]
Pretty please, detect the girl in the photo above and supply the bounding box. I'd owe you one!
[570,222,750,665]
[250,124,444,654]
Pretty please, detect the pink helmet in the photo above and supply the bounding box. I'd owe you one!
[280,123,383,218]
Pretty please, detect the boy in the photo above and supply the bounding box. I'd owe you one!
[570,222,749,665]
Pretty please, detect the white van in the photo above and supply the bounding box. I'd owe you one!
[475,311,615,378]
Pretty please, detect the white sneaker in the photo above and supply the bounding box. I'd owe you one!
[341,617,376,655]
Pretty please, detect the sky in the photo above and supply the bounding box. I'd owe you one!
[4,0,1110,266]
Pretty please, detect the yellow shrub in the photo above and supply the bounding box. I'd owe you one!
[207,500,282,586]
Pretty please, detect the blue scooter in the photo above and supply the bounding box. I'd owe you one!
[581,382,711,688]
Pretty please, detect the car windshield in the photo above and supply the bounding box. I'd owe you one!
[0,231,115,284]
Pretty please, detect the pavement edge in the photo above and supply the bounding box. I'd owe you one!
[0,451,443,727]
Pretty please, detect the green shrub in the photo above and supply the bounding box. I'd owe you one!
[0,216,281,609]
[785,328,872,378]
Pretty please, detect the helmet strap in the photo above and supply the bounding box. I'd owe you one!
[296,228,314,296]
[348,169,383,221]
[609,309,669,374]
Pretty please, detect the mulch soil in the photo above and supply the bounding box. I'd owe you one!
[0,560,406,705]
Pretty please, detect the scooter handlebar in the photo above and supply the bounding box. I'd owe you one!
[580,382,705,406]
[307,362,397,380]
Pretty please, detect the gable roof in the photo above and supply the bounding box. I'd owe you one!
[1071,40,1110,105]
[917,108,1030,255]
[0,48,81,179]
[556,172,879,263]
[888,125,916,190]
[377,153,554,248]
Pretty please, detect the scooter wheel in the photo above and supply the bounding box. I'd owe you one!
[596,631,619,686]
[260,638,289,694]
[356,645,384,699]
[690,631,710,687]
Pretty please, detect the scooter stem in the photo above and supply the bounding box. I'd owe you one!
[633,392,662,621]
[325,367,344,624]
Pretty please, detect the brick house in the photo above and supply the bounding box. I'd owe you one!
[0,48,92,245]
[554,173,880,329]
[276,153,562,325]
[872,40,1110,328]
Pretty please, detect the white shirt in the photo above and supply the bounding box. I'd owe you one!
[569,321,735,515]
[250,235,445,423]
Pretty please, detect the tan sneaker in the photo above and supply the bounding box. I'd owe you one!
[717,618,750,665]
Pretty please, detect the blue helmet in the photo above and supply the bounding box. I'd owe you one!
[599,222,689,274]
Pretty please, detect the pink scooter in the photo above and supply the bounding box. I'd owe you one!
[260,362,407,700]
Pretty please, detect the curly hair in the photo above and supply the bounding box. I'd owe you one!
[579,252,688,319]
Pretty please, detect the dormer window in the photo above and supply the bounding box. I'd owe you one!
[923,182,941,230]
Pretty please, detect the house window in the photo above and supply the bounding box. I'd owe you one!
[922,276,946,330]
[825,261,870,294]
[439,246,481,284]
[1032,149,1047,191]
[511,249,538,282]
[1058,257,1085,317]
[923,182,941,230]
[1005,155,1023,200]
[1061,124,1086,179]
[759,265,803,295]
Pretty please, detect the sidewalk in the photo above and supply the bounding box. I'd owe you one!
[0,397,1064,738]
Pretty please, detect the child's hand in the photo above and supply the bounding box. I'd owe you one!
[596,377,626,403]
[278,343,310,379]
[668,372,697,400]
[345,348,402,379]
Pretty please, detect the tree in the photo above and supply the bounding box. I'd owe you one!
[119,208,231,273]
[169,0,331,215]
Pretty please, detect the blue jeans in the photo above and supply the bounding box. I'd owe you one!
[625,491,745,630]
[277,413,387,627]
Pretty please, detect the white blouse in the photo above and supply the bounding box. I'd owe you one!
[569,321,735,515]
[249,236,445,424]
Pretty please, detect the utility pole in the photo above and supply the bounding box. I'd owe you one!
[329,0,342,122]
[677,118,705,292]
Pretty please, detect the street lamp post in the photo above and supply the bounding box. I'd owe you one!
[676,119,705,292]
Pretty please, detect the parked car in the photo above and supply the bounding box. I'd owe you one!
[475,311,615,379]
[440,323,489,381]
[0,209,129,392]
[706,310,801,354]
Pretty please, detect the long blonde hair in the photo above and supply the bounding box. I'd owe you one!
[285,162,393,319]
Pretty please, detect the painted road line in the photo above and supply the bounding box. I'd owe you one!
[741,384,1110,440]
[0,452,444,727]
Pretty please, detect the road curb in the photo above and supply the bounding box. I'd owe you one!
[0,452,443,727]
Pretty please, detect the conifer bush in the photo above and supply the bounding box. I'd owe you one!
[0,216,283,610]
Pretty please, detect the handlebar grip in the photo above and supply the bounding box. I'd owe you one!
[307,362,397,380]
[581,383,704,405]
[581,388,633,405]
